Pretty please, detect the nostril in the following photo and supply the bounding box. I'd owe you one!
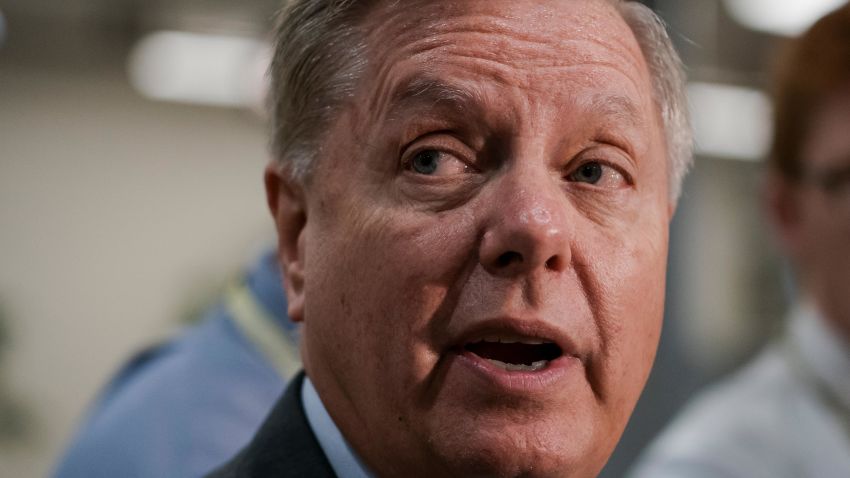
[496,251,522,268]
[545,255,563,271]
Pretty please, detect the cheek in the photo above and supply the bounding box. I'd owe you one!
[798,199,847,266]
[587,210,667,400]
[306,204,478,377]
[809,217,850,294]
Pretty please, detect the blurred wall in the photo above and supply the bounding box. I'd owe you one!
[0,4,276,476]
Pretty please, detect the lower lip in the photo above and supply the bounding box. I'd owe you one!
[447,349,583,395]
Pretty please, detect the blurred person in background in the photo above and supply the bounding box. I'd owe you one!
[630,4,850,477]
[52,250,298,478]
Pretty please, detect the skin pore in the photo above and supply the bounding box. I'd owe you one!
[268,1,672,476]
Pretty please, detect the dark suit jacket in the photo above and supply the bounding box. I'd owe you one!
[206,371,336,477]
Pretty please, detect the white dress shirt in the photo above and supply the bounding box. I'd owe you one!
[629,303,850,478]
[302,377,374,478]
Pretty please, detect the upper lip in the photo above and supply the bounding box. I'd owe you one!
[448,316,581,360]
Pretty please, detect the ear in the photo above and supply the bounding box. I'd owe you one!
[763,170,803,258]
[265,163,307,323]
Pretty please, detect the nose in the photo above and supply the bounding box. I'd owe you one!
[478,173,571,277]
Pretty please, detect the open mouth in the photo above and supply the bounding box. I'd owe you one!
[464,338,562,372]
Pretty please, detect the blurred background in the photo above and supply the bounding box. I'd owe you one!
[0,0,840,476]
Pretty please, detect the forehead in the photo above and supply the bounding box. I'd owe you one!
[329,0,664,176]
[805,85,850,169]
[360,0,648,93]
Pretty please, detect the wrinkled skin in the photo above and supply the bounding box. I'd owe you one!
[772,85,850,341]
[268,0,672,476]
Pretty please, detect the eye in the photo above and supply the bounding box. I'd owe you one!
[571,162,604,183]
[406,149,470,176]
[567,161,629,189]
[411,150,440,175]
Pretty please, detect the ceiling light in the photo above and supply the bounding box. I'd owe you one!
[723,0,846,36]
[688,82,772,161]
[127,30,269,109]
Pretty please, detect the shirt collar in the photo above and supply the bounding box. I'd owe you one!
[790,301,850,411]
[301,377,374,478]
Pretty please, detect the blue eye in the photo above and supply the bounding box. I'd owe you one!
[411,150,441,175]
[571,162,604,184]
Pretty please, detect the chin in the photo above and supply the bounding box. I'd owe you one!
[422,412,608,478]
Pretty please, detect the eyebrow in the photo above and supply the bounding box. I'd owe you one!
[385,76,482,120]
[585,94,645,129]
[383,76,646,134]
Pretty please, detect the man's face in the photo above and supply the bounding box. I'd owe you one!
[790,85,850,335]
[275,0,671,476]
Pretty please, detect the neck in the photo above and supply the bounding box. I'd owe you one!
[802,295,850,348]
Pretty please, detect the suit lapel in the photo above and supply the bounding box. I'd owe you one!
[206,371,336,477]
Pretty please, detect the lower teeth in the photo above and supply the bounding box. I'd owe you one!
[485,358,549,372]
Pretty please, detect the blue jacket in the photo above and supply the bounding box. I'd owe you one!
[53,251,299,478]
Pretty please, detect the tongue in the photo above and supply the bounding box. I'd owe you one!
[465,342,561,366]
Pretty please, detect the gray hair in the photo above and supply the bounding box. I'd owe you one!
[614,1,692,202]
[268,0,692,201]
